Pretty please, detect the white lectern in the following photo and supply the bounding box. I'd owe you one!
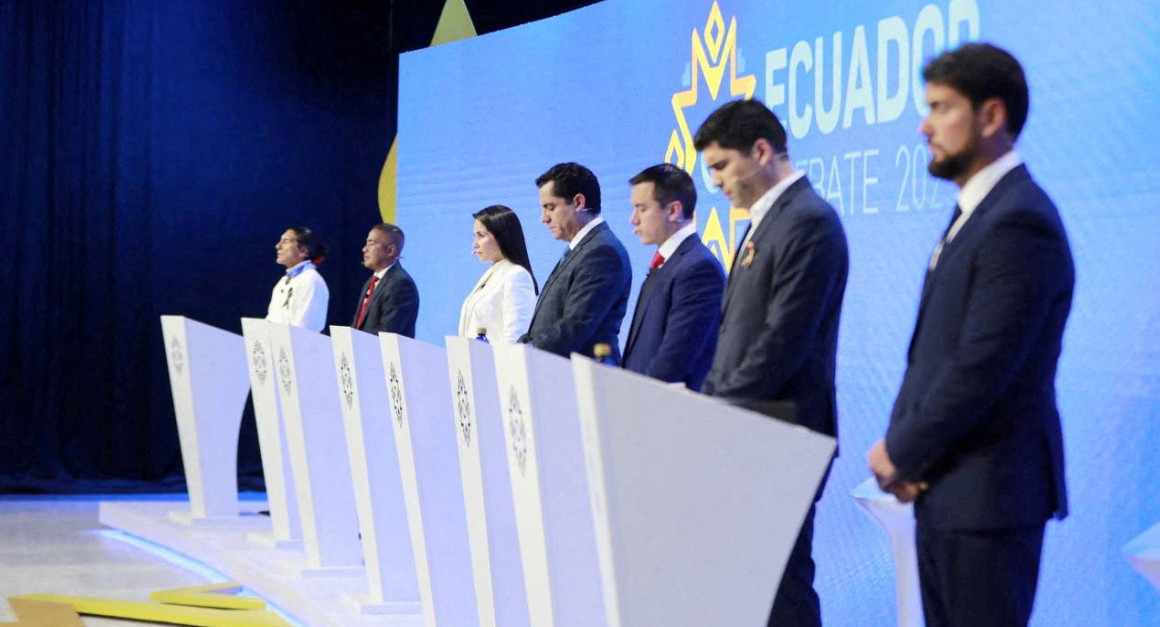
[160,315,250,523]
[267,322,362,573]
[491,344,604,627]
[1125,520,1160,593]
[851,478,924,627]
[445,337,529,627]
[329,326,422,614]
[240,318,301,548]
[380,334,479,627]
[572,356,837,627]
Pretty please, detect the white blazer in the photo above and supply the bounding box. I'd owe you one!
[458,259,536,344]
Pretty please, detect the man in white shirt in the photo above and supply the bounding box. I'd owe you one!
[519,162,631,360]
[868,43,1073,627]
[266,226,328,332]
[696,99,849,627]
[621,164,723,391]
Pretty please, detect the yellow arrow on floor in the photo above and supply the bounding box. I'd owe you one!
[9,593,289,627]
[1,598,84,626]
[150,582,266,611]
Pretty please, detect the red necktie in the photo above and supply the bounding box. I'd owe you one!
[355,275,380,328]
[650,251,665,270]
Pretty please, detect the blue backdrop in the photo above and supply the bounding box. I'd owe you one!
[396,0,1160,623]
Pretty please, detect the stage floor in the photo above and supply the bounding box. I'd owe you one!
[0,495,424,627]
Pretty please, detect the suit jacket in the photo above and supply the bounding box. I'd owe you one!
[886,165,1073,530]
[702,177,849,441]
[458,259,537,344]
[622,235,724,391]
[352,263,419,338]
[521,221,632,360]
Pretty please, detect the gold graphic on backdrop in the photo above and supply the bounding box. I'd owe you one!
[666,1,757,272]
[378,0,479,223]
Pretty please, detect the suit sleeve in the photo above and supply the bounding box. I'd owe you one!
[644,257,724,383]
[501,267,536,344]
[886,211,1072,481]
[533,244,629,356]
[708,212,846,398]
[376,276,420,338]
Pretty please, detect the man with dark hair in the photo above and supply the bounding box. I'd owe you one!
[621,164,723,391]
[520,162,631,360]
[695,99,848,627]
[869,42,1073,627]
[268,226,329,332]
[352,222,419,338]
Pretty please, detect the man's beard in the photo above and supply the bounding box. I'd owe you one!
[927,134,979,182]
[928,152,971,181]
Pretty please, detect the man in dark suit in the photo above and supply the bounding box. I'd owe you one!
[519,162,631,360]
[621,164,723,391]
[696,99,848,627]
[868,43,1073,627]
[352,223,419,338]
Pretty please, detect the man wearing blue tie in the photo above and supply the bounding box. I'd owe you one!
[868,43,1074,627]
[519,162,632,360]
[621,164,723,391]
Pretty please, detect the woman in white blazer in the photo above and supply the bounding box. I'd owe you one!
[458,205,539,343]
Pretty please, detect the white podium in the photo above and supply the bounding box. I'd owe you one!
[380,334,479,627]
[851,478,924,627]
[445,337,529,627]
[1125,520,1160,593]
[160,315,250,522]
[240,318,301,548]
[267,323,362,573]
[329,326,422,614]
[492,344,604,627]
[572,357,837,627]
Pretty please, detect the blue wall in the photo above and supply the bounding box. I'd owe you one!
[396,0,1160,623]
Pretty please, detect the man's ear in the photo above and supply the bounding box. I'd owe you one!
[751,137,776,167]
[666,201,684,223]
[978,97,1009,139]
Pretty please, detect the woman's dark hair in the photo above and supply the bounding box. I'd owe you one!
[473,205,538,294]
[288,226,328,264]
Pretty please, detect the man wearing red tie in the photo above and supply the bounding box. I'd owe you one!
[620,164,723,391]
[352,223,419,338]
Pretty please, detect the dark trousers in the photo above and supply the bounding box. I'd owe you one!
[766,504,821,627]
[916,520,1046,627]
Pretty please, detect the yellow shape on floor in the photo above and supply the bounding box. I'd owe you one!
[1,597,84,626]
[150,582,266,610]
[10,593,289,627]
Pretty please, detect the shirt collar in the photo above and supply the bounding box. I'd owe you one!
[747,169,805,231]
[956,150,1023,220]
[373,262,396,281]
[285,260,313,279]
[656,222,698,261]
[569,216,605,250]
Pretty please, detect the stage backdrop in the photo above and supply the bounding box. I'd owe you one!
[395,0,1160,624]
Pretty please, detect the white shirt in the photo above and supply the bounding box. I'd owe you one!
[656,222,698,263]
[569,216,605,250]
[458,259,537,343]
[738,170,806,250]
[266,261,329,332]
[930,150,1024,269]
[948,149,1023,243]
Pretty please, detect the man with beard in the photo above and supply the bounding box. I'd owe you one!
[868,43,1074,627]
